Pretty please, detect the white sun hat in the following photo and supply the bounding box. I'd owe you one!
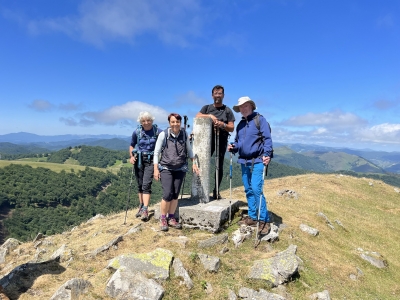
[233,96,257,113]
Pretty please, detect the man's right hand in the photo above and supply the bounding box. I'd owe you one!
[130,156,136,164]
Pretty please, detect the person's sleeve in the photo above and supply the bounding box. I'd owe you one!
[231,126,239,154]
[260,117,273,157]
[186,132,194,159]
[199,105,208,114]
[130,132,137,148]
[153,131,165,164]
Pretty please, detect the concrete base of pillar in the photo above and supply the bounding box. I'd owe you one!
[153,196,244,233]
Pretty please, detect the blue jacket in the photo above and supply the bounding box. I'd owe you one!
[231,112,273,164]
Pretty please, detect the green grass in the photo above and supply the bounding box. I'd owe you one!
[0,160,104,173]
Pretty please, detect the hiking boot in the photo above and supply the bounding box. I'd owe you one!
[140,209,149,222]
[135,206,143,218]
[213,190,222,200]
[160,218,168,231]
[168,216,182,229]
[238,216,257,227]
[258,222,271,235]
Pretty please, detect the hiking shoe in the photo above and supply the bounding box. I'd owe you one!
[238,216,257,227]
[168,217,182,229]
[140,209,149,222]
[160,218,168,231]
[258,222,271,235]
[213,190,222,200]
[135,206,143,218]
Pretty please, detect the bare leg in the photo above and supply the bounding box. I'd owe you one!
[168,199,178,215]
[160,200,170,216]
[143,194,150,207]
[138,193,143,205]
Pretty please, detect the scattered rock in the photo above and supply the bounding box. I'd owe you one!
[107,248,173,280]
[299,224,319,236]
[248,244,299,287]
[359,250,387,268]
[198,233,228,248]
[220,246,229,254]
[0,238,21,264]
[198,253,221,272]
[87,214,105,222]
[172,258,193,289]
[316,212,334,229]
[277,189,299,199]
[260,223,280,243]
[105,268,164,300]
[238,287,286,300]
[205,282,213,294]
[232,226,252,248]
[50,278,92,300]
[170,236,189,249]
[124,223,143,236]
[394,188,399,193]
[228,289,237,300]
[309,290,331,300]
[91,236,123,257]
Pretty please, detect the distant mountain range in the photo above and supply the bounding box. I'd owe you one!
[1,132,400,174]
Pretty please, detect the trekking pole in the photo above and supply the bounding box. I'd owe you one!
[229,144,233,225]
[254,161,267,248]
[180,116,189,200]
[215,127,220,199]
[123,162,135,225]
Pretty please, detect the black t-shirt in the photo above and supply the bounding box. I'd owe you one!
[199,104,235,140]
[199,104,235,125]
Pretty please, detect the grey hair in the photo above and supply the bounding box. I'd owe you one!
[137,111,155,122]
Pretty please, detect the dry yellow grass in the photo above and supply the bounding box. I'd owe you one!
[1,173,399,299]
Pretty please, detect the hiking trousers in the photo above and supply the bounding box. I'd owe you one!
[241,162,270,222]
[134,159,154,194]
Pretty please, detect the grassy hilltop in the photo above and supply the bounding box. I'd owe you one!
[1,173,399,299]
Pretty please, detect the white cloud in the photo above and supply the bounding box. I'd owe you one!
[279,110,367,129]
[272,110,400,148]
[25,0,204,47]
[63,101,169,127]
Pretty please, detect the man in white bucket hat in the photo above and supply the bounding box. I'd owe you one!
[228,96,273,235]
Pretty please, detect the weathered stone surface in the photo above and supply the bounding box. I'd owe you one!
[198,233,228,248]
[179,199,241,233]
[50,278,92,300]
[228,289,237,300]
[107,248,173,280]
[91,236,123,257]
[299,224,319,236]
[277,189,299,199]
[0,238,21,264]
[105,268,164,300]
[172,258,193,289]
[124,223,143,236]
[87,214,105,222]
[238,287,286,300]
[248,244,299,287]
[317,212,334,229]
[309,290,331,300]
[170,236,189,249]
[198,253,220,272]
[0,257,66,299]
[51,244,67,260]
[191,117,212,203]
[359,252,387,268]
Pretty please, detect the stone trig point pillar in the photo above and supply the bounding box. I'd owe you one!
[191,117,212,203]
[177,116,242,233]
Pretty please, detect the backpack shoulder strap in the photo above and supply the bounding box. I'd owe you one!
[136,125,143,146]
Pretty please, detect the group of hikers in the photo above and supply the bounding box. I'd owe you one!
[129,85,273,235]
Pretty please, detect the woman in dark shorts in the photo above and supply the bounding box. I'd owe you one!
[153,113,199,231]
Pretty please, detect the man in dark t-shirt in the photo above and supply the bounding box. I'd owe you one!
[196,85,235,199]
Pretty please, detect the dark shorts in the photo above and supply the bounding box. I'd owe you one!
[134,158,154,194]
[160,169,186,201]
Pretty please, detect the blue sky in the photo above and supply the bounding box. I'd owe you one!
[1,0,399,151]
